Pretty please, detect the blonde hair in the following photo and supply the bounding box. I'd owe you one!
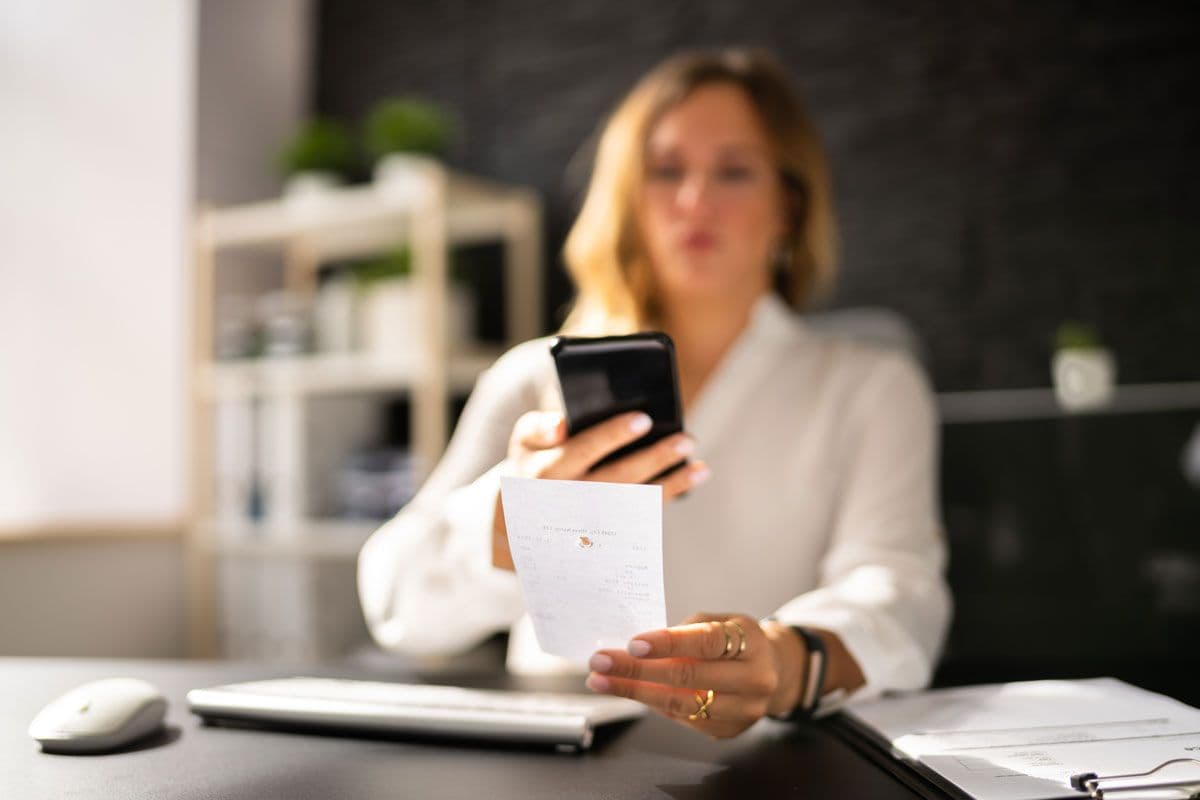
[560,48,838,334]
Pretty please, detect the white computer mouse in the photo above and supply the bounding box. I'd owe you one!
[29,677,168,754]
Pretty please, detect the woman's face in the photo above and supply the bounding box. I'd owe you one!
[638,83,788,306]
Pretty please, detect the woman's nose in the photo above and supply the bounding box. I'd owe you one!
[676,174,713,214]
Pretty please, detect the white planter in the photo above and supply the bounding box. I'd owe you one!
[372,153,440,205]
[1052,347,1117,411]
[314,276,356,354]
[282,170,343,213]
[358,278,475,357]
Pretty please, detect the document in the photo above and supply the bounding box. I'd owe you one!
[845,678,1200,800]
[499,476,667,665]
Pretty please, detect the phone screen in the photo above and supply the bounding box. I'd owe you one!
[551,333,684,471]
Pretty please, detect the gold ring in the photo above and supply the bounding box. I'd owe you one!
[718,622,733,659]
[729,621,747,659]
[688,689,715,721]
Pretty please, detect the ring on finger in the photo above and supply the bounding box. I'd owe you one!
[725,620,748,659]
[688,689,715,721]
[717,622,734,659]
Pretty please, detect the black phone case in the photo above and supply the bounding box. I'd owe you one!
[550,332,685,474]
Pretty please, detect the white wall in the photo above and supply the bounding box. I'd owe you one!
[0,0,194,528]
[0,0,312,658]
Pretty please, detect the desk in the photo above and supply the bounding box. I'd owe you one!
[0,658,945,800]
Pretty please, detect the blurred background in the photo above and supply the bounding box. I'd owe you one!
[1,1,1197,700]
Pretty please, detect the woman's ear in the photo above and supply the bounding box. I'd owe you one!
[781,173,808,235]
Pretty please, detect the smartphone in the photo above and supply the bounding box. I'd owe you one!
[550,332,686,476]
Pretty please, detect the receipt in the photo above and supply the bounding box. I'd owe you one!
[499,476,667,664]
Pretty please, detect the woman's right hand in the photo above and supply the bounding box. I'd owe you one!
[491,410,710,570]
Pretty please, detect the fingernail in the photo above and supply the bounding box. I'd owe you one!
[690,466,711,486]
[588,653,613,673]
[586,673,610,692]
[674,437,695,456]
[630,413,652,434]
[627,639,652,657]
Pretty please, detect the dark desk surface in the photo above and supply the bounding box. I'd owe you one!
[0,657,943,800]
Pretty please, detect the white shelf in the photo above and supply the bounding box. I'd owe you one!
[200,174,537,259]
[938,381,1200,424]
[189,161,543,657]
[195,517,378,560]
[199,346,502,398]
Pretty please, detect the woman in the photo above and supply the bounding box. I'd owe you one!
[358,49,951,739]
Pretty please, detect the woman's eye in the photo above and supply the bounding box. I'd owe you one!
[717,165,753,182]
[647,164,683,181]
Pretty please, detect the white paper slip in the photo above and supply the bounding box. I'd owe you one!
[499,476,667,665]
[844,678,1200,800]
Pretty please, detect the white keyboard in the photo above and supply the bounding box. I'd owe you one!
[187,677,646,751]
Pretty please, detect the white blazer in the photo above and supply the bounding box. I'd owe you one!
[358,293,952,703]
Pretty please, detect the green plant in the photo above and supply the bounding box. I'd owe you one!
[277,118,355,177]
[352,247,412,287]
[351,246,475,287]
[1055,321,1103,351]
[364,98,453,161]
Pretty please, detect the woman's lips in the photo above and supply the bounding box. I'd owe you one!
[681,231,717,251]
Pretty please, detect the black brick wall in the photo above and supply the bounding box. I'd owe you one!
[314,0,1199,391]
[315,2,1200,694]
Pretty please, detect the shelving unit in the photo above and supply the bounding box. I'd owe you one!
[193,518,379,560]
[937,381,1200,424]
[186,163,542,657]
[197,349,501,399]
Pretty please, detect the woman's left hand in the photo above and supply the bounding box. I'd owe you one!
[585,612,803,739]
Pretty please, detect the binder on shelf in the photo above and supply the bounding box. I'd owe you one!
[213,396,254,526]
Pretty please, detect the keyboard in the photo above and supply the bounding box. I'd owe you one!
[186,677,646,751]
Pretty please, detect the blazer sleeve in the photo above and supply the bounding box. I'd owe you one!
[770,351,953,705]
[357,341,546,657]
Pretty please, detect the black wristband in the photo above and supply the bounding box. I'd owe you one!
[775,625,827,721]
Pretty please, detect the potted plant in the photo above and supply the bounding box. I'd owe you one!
[277,118,355,210]
[353,246,475,357]
[1052,321,1117,411]
[363,98,454,202]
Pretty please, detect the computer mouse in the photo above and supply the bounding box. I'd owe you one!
[29,677,168,754]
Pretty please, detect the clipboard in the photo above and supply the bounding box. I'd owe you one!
[1069,759,1200,798]
[827,711,977,800]
[832,678,1200,800]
